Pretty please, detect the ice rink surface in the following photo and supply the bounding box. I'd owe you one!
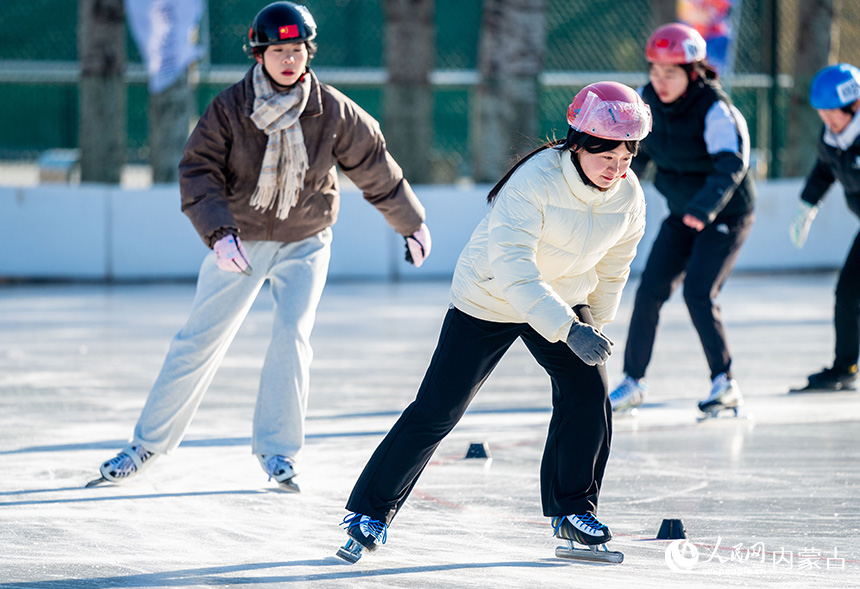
[1,272,859,588]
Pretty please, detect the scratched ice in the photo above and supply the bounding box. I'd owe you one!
[0,273,858,588]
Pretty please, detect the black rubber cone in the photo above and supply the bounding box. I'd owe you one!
[657,518,687,539]
[464,442,491,459]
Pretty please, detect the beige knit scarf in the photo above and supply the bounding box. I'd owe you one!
[249,63,311,220]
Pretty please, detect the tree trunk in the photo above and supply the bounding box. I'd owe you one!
[149,71,194,183]
[650,0,677,29]
[78,0,126,184]
[784,0,839,177]
[384,0,435,184]
[472,0,546,183]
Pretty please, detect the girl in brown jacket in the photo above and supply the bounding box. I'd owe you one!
[88,1,431,492]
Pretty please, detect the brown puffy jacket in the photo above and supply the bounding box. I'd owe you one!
[179,67,425,246]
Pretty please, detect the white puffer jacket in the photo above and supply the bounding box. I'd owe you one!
[450,146,646,343]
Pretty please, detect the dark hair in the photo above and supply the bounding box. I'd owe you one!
[840,102,858,116]
[486,128,640,203]
[681,61,718,81]
[250,40,317,60]
[648,60,718,82]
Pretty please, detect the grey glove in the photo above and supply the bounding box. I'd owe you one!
[565,320,613,366]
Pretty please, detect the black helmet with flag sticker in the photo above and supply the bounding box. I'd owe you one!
[248,2,317,50]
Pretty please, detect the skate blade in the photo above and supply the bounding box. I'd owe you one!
[555,543,623,564]
[85,476,109,488]
[272,478,301,493]
[335,539,363,564]
[696,405,751,422]
[789,384,856,394]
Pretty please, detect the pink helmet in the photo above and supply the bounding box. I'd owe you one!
[566,81,652,141]
[645,23,707,64]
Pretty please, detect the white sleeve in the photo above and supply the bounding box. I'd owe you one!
[704,101,751,169]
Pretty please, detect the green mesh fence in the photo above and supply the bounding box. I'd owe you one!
[1,0,860,180]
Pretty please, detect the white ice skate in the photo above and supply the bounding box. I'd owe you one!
[552,513,624,564]
[86,445,156,487]
[336,513,388,564]
[609,376,647,416]
[260,455,300,493]
[697,373,745,421]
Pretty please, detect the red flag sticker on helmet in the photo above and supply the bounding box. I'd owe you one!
[279,24,299,39]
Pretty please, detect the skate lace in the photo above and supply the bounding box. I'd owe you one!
[341,512,388,545]
[553,513,605,535]
[263,455,292,482]
[708,373,731,400]
[576,513,605,531]
[107,446,151,478]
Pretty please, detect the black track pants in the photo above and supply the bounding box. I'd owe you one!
[834,229,860,370]
[623,213,753,381]
[345,305,611,524]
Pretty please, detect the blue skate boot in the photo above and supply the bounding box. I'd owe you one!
[697,373,744,420]
[609,375,647,414]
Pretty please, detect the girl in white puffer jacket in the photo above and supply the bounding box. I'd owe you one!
[338,82,652,564]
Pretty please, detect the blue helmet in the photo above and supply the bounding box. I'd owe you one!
[809,63,860,110]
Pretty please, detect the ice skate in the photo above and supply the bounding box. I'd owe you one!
[790,364,858,393]
[260,455,300,493]
[609,376,647,416]
[336,513,388,564]
[552,513,623,564]
[86,445,156,487]
[697,373,744,421]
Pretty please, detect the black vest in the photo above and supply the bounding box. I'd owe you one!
[801,127,860,220]
[640,79,755,220]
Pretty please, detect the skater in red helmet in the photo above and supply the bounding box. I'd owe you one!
[789,63,860,393]
[88,2,430,491]
[608,23,756,420]
[337,82,652,564]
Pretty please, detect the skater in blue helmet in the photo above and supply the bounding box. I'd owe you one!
[337,81,652,564]
[608,23,756,419]
[789,63,860,392]
[88,2,430,491]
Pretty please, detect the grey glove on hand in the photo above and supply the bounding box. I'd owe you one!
[565,320,613,366]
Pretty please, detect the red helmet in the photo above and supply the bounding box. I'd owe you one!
[645,23,707,64]
[566,82,652,141]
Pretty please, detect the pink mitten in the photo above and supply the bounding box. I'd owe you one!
[405,223,432,268]
[214,234,252,276]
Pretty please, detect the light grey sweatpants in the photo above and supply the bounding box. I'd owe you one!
[133,229,332,467]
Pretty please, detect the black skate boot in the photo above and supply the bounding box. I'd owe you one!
[552,513,623,563]
[336,513,388,564]
[791,364,858,393]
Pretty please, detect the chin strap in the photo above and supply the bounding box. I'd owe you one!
[569,151,601,189]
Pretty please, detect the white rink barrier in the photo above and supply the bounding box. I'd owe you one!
[0,179,857,281]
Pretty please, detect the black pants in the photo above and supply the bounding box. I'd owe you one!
[623,213,754,381]
[346,305,611,524]
[834,229,860,370]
